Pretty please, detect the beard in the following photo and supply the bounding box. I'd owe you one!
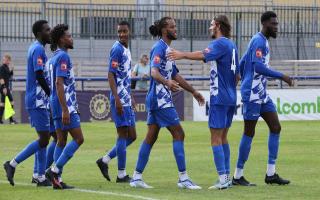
[67,44,74,49]
[167,31,177,40]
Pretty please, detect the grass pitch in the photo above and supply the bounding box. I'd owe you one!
[0,121,319,200]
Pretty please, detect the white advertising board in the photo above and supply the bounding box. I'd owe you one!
[193,89,320,121]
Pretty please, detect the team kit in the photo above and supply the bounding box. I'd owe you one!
[3,11,292,190]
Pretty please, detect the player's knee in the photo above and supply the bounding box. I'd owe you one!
[130,135,137,142]
[270,124,281,133]
[57,140,66,147]
[38,138,49,148]
[244,131,255,138]
[75,136,84,146]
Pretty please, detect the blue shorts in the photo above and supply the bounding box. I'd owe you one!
[28,108,50,132]
[54,113,81,131]
[208,105,235,129]
[243,99,277,120]
[111,106,135,128]
[147,107,180,128]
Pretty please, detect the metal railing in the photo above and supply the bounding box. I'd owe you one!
[11,75,320,91]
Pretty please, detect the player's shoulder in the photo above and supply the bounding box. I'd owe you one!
[29,41,45,54]
[151,40,166,54]
[111,41,124,53]
[251,32,267,47]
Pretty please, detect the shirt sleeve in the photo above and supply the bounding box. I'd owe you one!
[108,46,122,74]
[150,46,164,69]
[56,53,70,78]
[33,47,45,72]
[203,40,225,63]
[250,39,266,64]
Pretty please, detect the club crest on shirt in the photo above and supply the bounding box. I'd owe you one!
[37,57,43,65]
[153,55,160,64]
[60,62,67,71]
[111,60,119,68]
[256,49,263,58]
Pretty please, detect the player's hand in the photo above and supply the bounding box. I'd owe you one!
[2,88,7,95]
[62,108,70,125]
[193,91,205,106]
[115,97,124,115]
[166,80,180,92]
[282,75,294,86]
[167,49,184,61]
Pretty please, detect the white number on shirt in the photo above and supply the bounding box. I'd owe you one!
[231,48,236,74]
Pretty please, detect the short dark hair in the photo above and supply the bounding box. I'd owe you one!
[149,16,173,37]
[118,20,130,29]
[214,15,231,38]
[261,11,277,23]
[50,24,69,51]
[32,20,48,37]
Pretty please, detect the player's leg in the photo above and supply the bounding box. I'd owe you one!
[32,152,39,184]
[222,128,230,183]
[50,114,83,189]
[261,110,290,185]
[4,109,50,186]
[166,124,200,190]
[97,107,136,181]
[233,102,259,186]
[130,123,159,188]
[46,131,57,169]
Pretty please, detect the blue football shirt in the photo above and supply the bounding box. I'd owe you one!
[49,49,78,119]
[203,37,239,106]
[108,41,132,107]
[146,39,179,111]
[25,40,49,109]
[240,32,271,103]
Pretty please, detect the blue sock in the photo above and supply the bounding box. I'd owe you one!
[116,138,127,170]
[212,145,226,175]
[54,145,64,163]
[222,143,230,174]
[173,140,186,172]
[15,140,41,163]
[33,152,38,175]
[37,147,47,176]
[108,138,134,159]
[236,134,253,169]
[55,140,79,170]
[135,141,152,173]
[268,132,280,164]
[46,141,56,168]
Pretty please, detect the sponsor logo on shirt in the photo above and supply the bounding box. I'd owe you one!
[153,55,160,64]
[60,62,67,71]
[255,49,263,58]
[111,60,119,68]
[37,57,43,66]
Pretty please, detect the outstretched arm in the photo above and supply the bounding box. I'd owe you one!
[167,49,204,61]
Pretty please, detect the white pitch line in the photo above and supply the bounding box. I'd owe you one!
[0,181,163,200]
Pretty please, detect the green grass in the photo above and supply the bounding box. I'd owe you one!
[0,121,319,200]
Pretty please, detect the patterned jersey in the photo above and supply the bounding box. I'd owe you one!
[108,41,132,107]
[146,39,179,111]
[240,32,271,103]
[49,49,78,119]
[203,37,239,106]
[25,41,49,109]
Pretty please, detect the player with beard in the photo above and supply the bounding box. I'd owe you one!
[232,11,293,186]
[168,15,240,190]
[3,20,52,187]
[45,24,84,189]
[96,21,137,183]
[129,16,205,189]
